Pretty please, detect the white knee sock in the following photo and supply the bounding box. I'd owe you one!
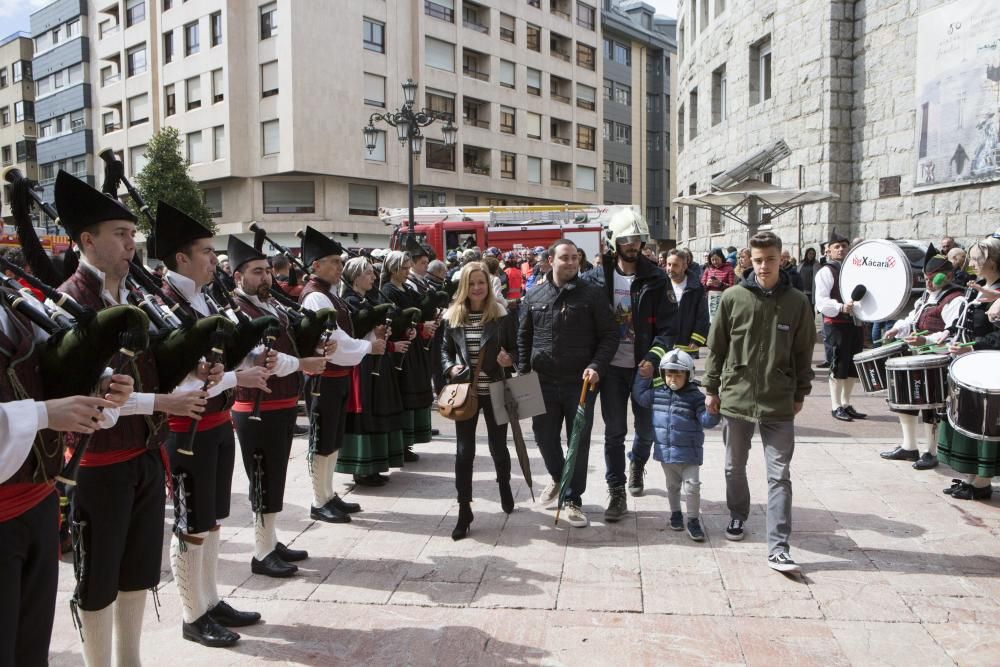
[254,513,279,560]
[113,590,146,667]
[79,604,114,667]
[829,376,842,410]
[899,414,918,451]
[922,422,937,456]
[202,528,222,611]
[169,533,207,623]
[973,475,993,488]
[841,378,856,408]
[311,454,331,508]
[325,450,339,499]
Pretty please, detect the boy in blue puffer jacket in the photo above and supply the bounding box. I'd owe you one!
[634,349,721,541]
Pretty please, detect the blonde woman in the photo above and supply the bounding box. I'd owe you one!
[441,262,518,540]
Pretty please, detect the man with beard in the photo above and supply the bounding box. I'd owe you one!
[814,230,866,422]
[583,209,677,520]
[645,249,709,360]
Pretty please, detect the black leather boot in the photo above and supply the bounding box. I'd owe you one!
[452,502,473,541]
[498,479,514,514]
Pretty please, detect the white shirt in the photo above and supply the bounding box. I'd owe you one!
[610,268,637,368]
[813,264,843,318]
[890,288,965,343]
[671,276,687,304]
[300,285,373,366]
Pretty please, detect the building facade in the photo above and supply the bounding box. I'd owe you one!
[0,31,38,221]
[675,0,1000,257]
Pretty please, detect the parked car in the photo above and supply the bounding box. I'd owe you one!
[891,239,929,299]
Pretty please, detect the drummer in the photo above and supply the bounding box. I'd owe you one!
[814,230,865,422]
[880,245,964,470]
[938,236,1000,500]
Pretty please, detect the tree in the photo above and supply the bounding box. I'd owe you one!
[129,126,214,235]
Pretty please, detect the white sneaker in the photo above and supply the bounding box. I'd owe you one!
[563,503,589,528]
[538,481,560,509]
[767,551,802,574]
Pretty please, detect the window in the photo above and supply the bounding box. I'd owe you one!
[127,44,147,77]
[678,103,684,151]
[17,141,37,163]
[186,130,204,164]
[126,0,145,27]
[425,140,455,171]
[528,0,540,7]
[526,68,541,96]
[210,12,222,46]
[616,123,631,144]
[263,181,315,214]
[689,88,698,139]
[66,19,80,38]
[425,0,455,23]
[500,13,515,43]
[526,112,541,140]
[13,101,33,123]
[576,83,595,110]
[646,93,660,113]
[186,76,201,110]
[204,187,222,218]
[163,31,174,63]
[646,55,662,77]
[262,120,280,155]
[211,69,224,103]
[750,36,772,105]
[1,146,11,166]
[261,61,278,97]
[11,61,26,83]
[363,18,385,53]
[576,2,595,29]
[164,84,176,116]
[40,121,53,137]
[185,21,199,55]
[213,126,225,160]
[576,165,595,191]
[687,184,697,237]
[260,2,277,39]
[712,64,727,125]
[364,72,385,107]
[364,129,386,161]
[500,106,515,134]
[499,60,515,89]
[129,144,148,176]
[577,43,595,70]
[527,156,541,184]
[462,49,488,81]
[526,24,541,51]
[716,0,726,15]
[415,190,447,207]
[500,152,515,180]
[614,82,631,106]
[426,37,455,72]
[128,93,149,126]
[646,131,661,152]
[463,97,489,128]
[36,76,52,96]
[577,125,595,150]
[0,69,6,87]
[348,184,378,216]
[614,42,631,66]
[615,163,632,185]
[425,89,455,121]
[0,107,7,126]
[101,111,119,134]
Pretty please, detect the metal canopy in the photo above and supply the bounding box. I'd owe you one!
[672,179,839,228]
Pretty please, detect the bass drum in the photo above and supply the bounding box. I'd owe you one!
[947,350,1000,442]
[839,240,912,323]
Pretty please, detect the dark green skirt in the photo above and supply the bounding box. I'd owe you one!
[335,432,389,476]
[938,420,999,478]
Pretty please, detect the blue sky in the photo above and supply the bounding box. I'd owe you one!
[1,1,48,38]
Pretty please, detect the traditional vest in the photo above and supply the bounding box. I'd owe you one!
[60,267,166,455]
[820,262,853,325]
[916,287,964,334]
[300,277,354,377]
[0,293,62,485]
[232,292,301,407]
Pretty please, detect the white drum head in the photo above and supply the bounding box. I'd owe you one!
[839,240,911,322]
[950,351,1000,392]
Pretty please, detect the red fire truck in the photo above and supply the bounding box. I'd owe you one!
[382,204,639,260]
[0,226,71,255]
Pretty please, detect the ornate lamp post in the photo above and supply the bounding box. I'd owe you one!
[364,78,458,244]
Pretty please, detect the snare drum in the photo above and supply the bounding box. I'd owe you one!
[853,341,909,393]
[947,351,1000,442]
[885,354,949,410]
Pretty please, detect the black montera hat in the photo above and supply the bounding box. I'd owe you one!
[828,229,849,245]
[227,235,266,273]
[923,243,953,274]
[299,226,344,266]
[54,170,137,240]
[151,201,214,261]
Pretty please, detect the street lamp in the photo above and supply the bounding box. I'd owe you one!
[363,78,458,244]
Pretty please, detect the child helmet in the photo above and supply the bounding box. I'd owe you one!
[659,349,695,374]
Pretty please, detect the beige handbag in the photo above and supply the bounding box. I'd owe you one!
[437,354,485,421]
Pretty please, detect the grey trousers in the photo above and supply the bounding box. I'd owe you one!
[660,463,701,516]
[723,417,795,556]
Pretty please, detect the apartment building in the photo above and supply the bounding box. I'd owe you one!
[0,32,38,222]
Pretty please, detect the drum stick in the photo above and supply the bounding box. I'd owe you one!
[874,329,928,345]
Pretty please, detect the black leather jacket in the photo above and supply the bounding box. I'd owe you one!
[442,311,519,383]
[517,272,619,383]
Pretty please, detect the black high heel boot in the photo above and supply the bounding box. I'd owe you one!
[498,479,514,514]
[452,502,473,541]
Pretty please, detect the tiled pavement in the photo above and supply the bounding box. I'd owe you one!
[49,350,1000,666]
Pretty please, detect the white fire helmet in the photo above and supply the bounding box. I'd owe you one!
[659,349,695,375]
[606,208,650,249]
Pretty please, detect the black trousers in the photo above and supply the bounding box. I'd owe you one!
[233,408,297,514]
[454,396,511,504]
[305,375,350,455]
[828,322,863,379]
[0,491,58,667]
[166,422,236,534]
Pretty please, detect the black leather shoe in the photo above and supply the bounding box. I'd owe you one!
[816,361,831,369]
[404,447,420,462]
[310,503,351,523]
[293,424,309,437]
[880,446,919,461]
[209,600,261,628]
[943,479,964,495]
[353,474,384,487]
[431,428,440,436]
[912,453,939,470]
[951,482,993,500]
[832,407,853,422]
[182,613,240,647]
[844,405,867,419]
[276,542,308,562]
[327,494,361,514]
[251,552,298,578]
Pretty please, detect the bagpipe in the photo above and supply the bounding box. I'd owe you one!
[418,289,451,351]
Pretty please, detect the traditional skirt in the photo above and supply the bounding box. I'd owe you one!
[336,353,407,475]
[938,420,999,478]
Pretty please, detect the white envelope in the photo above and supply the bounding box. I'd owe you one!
[488,372,546,425]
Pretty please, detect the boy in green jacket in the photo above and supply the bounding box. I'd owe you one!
[704,231,816,573]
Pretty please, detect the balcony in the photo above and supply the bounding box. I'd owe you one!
[462,2,490,34]
[551,75,571,104]
[424,0,454,23]
[550,161,572,187]
[550,0,571,20]
[462,97,490,130]
[462,49,489,82]
[550,118,572,146]
[550,32,571,62]
[463,145,491,176]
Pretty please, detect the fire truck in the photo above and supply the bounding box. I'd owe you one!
[381,204,639,261]
[0,225,71,255]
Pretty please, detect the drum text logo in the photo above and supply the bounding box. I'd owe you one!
[851,255,897,269]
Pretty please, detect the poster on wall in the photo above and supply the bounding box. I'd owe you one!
[914,0,1000,192]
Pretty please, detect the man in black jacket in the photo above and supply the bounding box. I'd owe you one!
[583,210,677,518]
[518,239,619,527]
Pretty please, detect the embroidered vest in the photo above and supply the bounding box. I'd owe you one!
[232,293,301,402]
[300,277,355,373]
[916,287,964,334]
